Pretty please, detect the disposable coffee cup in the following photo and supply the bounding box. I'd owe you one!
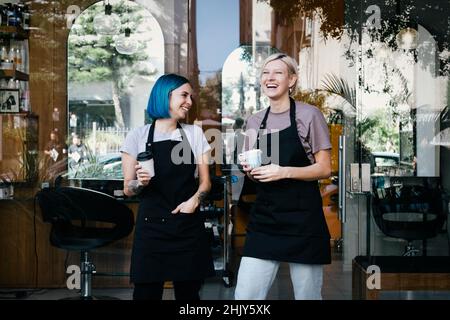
[137,151,155,178]
[238,149,262,169]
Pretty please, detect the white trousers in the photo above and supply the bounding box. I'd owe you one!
[234,256,324,300]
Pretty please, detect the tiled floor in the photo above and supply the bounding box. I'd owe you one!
[1,249,449,300]
[0,252,353,300]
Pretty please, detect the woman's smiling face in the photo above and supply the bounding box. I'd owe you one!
[169,83,193,120]
[260,59,297,100]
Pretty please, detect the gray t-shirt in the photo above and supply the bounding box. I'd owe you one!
[245,101,331,164]
[120,123,211,162]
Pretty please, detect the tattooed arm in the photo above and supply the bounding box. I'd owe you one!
[122,152,151,196]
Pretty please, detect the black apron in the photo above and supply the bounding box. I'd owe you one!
[130,121,215,283]
[243,98,331,264]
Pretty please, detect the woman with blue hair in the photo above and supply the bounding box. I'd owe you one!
[121,74,214,300]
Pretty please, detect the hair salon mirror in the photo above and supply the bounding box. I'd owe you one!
[67,0,164,180]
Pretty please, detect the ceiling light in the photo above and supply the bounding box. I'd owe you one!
[93,3,121,36]
[396,27,418,50]
[115,28,138,55]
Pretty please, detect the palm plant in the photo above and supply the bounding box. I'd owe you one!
[319,72,404,157]
[320,73,356,110]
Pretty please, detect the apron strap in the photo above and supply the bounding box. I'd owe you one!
[176,122,189,142]
[256,98,297,149]
[146,120,156,152]
[147,120,190,150]
[288,97,298,136]
[257,107,271,149]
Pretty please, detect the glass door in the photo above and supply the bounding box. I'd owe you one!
[353,22,449,259]
[340,1,450,272]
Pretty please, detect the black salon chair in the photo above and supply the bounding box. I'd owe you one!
[36,187,134,299]
[371,177,447,256]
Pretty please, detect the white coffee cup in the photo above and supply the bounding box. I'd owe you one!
[137,151,155,178]
[238,149,262,169]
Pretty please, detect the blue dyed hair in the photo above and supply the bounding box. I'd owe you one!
[146,74,190,119]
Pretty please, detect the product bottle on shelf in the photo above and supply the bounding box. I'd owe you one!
[8,46,15,70]
[15,48,21,71]
[1,46,7,62]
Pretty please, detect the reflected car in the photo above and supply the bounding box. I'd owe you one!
[68,152,123,180]
[98,153,123,179]
[371,152,399,168]
[370,152,414,176]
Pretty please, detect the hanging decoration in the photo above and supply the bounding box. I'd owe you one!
[93,1,121,36]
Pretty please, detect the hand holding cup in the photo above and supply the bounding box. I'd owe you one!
[136,151,154,186]
[238,149,262,170]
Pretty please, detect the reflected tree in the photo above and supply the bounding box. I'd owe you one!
[259,0,345,39]
[260,0,450,75]
[68,1,157,127]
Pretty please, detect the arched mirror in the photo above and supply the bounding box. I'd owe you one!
[67,0,164,179]
[221,45,276,165]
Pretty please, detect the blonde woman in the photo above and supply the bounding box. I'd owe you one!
[235,53,332,300]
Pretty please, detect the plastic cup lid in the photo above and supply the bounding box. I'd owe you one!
[137,151,153,161]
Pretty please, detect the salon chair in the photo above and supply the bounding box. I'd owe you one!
[371,177,447,256]
[36,187,134,299]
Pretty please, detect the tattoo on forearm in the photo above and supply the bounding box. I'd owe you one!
[198,191,209,202]
[128,180,144,195]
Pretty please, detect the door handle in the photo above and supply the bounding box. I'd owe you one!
[338,135,346,223]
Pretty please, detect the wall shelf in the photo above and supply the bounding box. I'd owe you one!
[0,26,29,40]
[0,69,29,81]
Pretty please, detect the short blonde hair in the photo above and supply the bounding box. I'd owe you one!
[260,53,299,95]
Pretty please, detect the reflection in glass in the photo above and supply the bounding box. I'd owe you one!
[396,27,418,50]
[93,3,121,36]
[67,0,164,180]
[222,45,277,125]
[359,22,446,178]
[115,28,139,55]
[221,45,277,166]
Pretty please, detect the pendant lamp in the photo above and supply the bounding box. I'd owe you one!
[115,27,138,55]
[396,27,418,50]
[93,3,121,36]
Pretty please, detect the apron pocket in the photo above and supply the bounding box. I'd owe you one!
[271,193,300,212]
[273,211,309,235]
[135,214,204,252]
[251,202,276,225]
[172,212,204,234]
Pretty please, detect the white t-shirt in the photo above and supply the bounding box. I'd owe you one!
[120,123,211,163]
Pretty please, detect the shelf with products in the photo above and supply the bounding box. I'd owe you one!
[0,36,30,112]
[0,23,29,75]
[0,6,31,114]
[0,2,31,38]
[0,68,28,81]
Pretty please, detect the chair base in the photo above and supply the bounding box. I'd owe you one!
[403,242,420,256]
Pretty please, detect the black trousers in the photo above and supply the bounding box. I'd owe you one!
[133,280,203,300]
